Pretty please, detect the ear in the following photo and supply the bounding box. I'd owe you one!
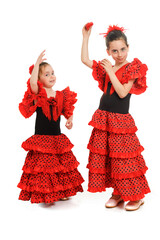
[106,48,110,56]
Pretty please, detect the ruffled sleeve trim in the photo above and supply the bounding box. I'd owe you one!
[121,58,148,95]
[92,60,106,91]
[61,87,77,119]
[19,79,47,118]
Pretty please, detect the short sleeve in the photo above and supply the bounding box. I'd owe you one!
[19,79,46,118]
[61,87,77,119]
[92,60,106,91]
[121,58,148,95]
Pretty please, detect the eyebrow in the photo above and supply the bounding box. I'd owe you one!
[44,71,54,74]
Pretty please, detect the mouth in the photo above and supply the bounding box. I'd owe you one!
[49,80,55,83]
[118,58,123,61]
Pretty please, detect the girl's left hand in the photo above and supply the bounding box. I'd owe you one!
[100,59,113,74]
[65,116,73,129]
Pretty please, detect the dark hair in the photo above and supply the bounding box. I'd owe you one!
[38,62,49,76]
[105,30,128,49]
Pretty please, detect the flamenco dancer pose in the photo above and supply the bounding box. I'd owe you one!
[81,24,150,211]
[17,50,84,204]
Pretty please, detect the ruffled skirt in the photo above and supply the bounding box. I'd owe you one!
[17,134,84,203]
[87,109,150,201]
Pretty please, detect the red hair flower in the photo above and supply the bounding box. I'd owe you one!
[29,64,34,75]
[100,25,126,37]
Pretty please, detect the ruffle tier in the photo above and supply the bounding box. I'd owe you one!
[88,109,137,133]
[18,134,84,203]
[19,186,83,204]
[87,109,150,201]
[22,134,74,154]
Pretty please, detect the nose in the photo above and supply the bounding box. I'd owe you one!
[118,51,122,57]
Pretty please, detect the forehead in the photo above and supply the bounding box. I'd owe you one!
[41,64,54,73]
[109,39,127,49]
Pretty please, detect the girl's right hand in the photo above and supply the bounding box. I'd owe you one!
[82,24,92,38]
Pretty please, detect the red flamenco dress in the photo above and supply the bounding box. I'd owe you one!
[17,80,84,203]
[87,58,151,201]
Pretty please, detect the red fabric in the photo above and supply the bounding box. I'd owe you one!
[18,134,84,203]
[89,109,137,133]
[92,58,148,95]
[22,151,79,174]
[22,134,74,154]
[29,64,34,75]
[87,109,150,201]
[61,87,77,119]
[19,186,83,204]
[85,22,93,30]
[87,127,144,158]
[19,80,77,120]
[100,25,126,38]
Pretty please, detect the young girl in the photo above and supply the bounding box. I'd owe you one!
[17,50,84,204]
[81,24,151,211]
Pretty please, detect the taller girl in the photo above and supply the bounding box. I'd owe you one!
[81,24,150,211]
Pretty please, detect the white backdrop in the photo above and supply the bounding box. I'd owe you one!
[1,0,160,239]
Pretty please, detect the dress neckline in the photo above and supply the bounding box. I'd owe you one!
[113,62,129,74]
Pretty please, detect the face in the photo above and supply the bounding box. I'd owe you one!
[107,39,129,64]
[39,64,56,88]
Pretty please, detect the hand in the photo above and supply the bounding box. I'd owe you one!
[65,119,73,129]
[82,24,92,39]
[100,59,113,74]
[35,50,47,66]
[65,116,73,130]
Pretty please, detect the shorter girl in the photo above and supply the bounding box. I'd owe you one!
[81,24,150,211]
[17,50,84,204]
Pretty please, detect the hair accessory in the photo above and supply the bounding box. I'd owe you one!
[85,22,93,31]
[29,64,34,75]
[100,25,126,37]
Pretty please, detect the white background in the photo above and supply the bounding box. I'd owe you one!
[1,0,160,239]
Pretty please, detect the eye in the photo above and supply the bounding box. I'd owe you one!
[52,72,55,75]
[121,47,126,51]
[112,50,117,53]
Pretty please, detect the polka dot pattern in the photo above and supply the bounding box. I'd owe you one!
[87,109,150,201]
[89,109,137,133]
[18,134,84,203]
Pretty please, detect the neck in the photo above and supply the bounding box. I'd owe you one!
[44,87,56,98]
[115,60,128,68]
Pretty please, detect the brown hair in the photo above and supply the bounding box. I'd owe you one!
[106,30,128,49]
[38,62,50,77]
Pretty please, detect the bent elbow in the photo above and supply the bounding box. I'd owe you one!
[81,57,87,65]
[118,92,128,99]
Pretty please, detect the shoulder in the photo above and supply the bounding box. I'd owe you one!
[122,58,148,95]
[125,58,148,73]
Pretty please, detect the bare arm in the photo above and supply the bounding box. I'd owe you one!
[101,59,135,98]
[30,50,46,94]
[81,25,93,69]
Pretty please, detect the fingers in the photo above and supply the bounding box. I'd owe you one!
[37,50,47,64]
[65,121,73,129]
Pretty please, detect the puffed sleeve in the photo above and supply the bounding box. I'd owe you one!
[121,58,148,95]
[92,60,106,91]
[19,79,46,118]
[61,87,77,119]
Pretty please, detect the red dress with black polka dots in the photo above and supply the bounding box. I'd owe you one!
[17,80,84,203]
[87,58,151,201]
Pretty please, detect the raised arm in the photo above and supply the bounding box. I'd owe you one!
[30,50,46,94]
[81,25,93,69]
